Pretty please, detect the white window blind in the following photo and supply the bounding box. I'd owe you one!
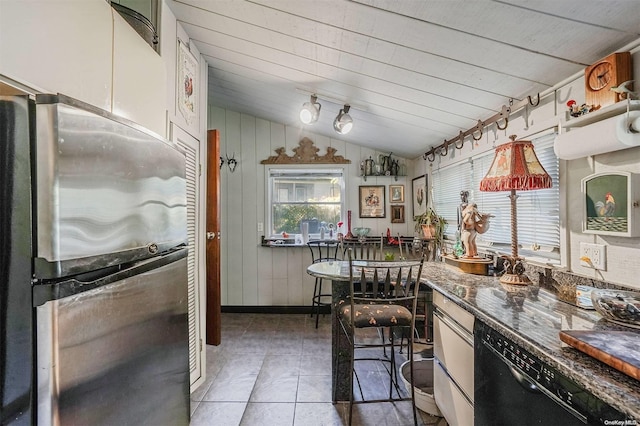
[432,133,560,250]
[432,160,472,239]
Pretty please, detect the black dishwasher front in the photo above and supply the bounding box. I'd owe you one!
[474,320,628,426]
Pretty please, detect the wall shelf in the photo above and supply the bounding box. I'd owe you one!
[360,173,406,181]
[563,100,640,129]
[360,153,406,181]
[555,99,640,160]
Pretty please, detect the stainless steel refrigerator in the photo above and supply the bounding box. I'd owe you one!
[1,94,190,425]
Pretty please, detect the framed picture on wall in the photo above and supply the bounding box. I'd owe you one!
[359,185,385,218]
[412,175,427,218]
[391,205,405,223]
[177,39,198,126]
[389,185,404,203]
[582,171,639,237]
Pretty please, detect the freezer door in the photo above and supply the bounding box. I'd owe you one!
[36,250,189,426]
[33,94,187,279]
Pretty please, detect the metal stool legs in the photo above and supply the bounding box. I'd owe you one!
[311,277,330,328]
[336,324,418,426]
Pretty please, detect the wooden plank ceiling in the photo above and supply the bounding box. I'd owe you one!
[168,0,640,158]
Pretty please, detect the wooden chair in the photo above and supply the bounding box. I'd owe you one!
[340,235,388,354]
[335,250,424,425]
[397,235,425,260]
[306,240,340,328]
[340,235,383,260]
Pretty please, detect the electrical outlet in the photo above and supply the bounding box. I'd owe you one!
[591,243,606,270]
[257,222,264,232]
[579,242,592,268]
[579,242,606,270]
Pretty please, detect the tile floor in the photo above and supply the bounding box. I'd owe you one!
[190,313,448,426]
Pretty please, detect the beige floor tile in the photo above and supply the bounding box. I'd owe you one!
[240,402,296,426]
[190,313,445,426]
[190,401,246,426]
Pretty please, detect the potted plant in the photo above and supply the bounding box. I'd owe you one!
[414,207,447,255]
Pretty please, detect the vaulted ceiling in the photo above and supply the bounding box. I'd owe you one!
[168,0,640,158]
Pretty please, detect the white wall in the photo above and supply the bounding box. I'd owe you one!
[208,106,419,305]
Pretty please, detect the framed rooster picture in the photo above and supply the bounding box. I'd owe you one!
[582,172,639,237]
[412,175,427,218]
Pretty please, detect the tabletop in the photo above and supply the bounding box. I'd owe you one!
[306,259,424,280]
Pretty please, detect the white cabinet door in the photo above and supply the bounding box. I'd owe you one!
[433,290,475,426]
[112,9,166,137]
[434,358,474,426]
[0,0,112,110]
[433,311,474,401]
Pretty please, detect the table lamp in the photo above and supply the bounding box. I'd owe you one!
[479,135,552,286]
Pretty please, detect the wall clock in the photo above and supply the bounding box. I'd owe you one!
[585,52,632,109]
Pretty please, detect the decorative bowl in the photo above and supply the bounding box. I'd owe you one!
[352,227,371,237]
[591,289,640,329]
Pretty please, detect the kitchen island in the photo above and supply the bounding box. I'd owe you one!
[420,261,640,421]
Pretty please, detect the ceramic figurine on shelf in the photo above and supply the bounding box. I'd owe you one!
[454,191,469,258]
[460,203,492,258]
[566,99,595,118]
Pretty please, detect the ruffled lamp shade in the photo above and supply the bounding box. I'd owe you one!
[480,135,552,287]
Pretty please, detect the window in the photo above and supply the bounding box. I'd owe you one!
[432,133,559,254]
[267,168,345,237]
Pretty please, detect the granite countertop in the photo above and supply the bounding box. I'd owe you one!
[421,261,640,420]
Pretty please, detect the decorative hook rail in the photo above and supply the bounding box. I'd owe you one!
[422,93,540,162]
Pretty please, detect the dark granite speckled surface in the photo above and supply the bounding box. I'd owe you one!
[421,261,640,420]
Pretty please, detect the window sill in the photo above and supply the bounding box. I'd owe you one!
[479,245,562,269]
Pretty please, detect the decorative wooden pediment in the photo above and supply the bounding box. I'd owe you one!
[260,137,351,164]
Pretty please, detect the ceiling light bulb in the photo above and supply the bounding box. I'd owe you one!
[300,95,321,124]
[333,104,353,135]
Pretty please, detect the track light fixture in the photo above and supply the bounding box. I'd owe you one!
[299,94,321,125]
[333,104,353,135]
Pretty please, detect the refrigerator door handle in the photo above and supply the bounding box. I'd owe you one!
[33,249,188,307]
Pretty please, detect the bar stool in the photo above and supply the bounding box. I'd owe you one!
[307,240,340,328]
[335,250,424,425]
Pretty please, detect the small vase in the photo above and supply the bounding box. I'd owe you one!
[345,210,354,239]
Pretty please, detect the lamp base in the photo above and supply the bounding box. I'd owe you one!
[500,255,531,286]
[499,273,531,286]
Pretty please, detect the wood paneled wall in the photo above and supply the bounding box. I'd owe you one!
[208,106,417,306]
